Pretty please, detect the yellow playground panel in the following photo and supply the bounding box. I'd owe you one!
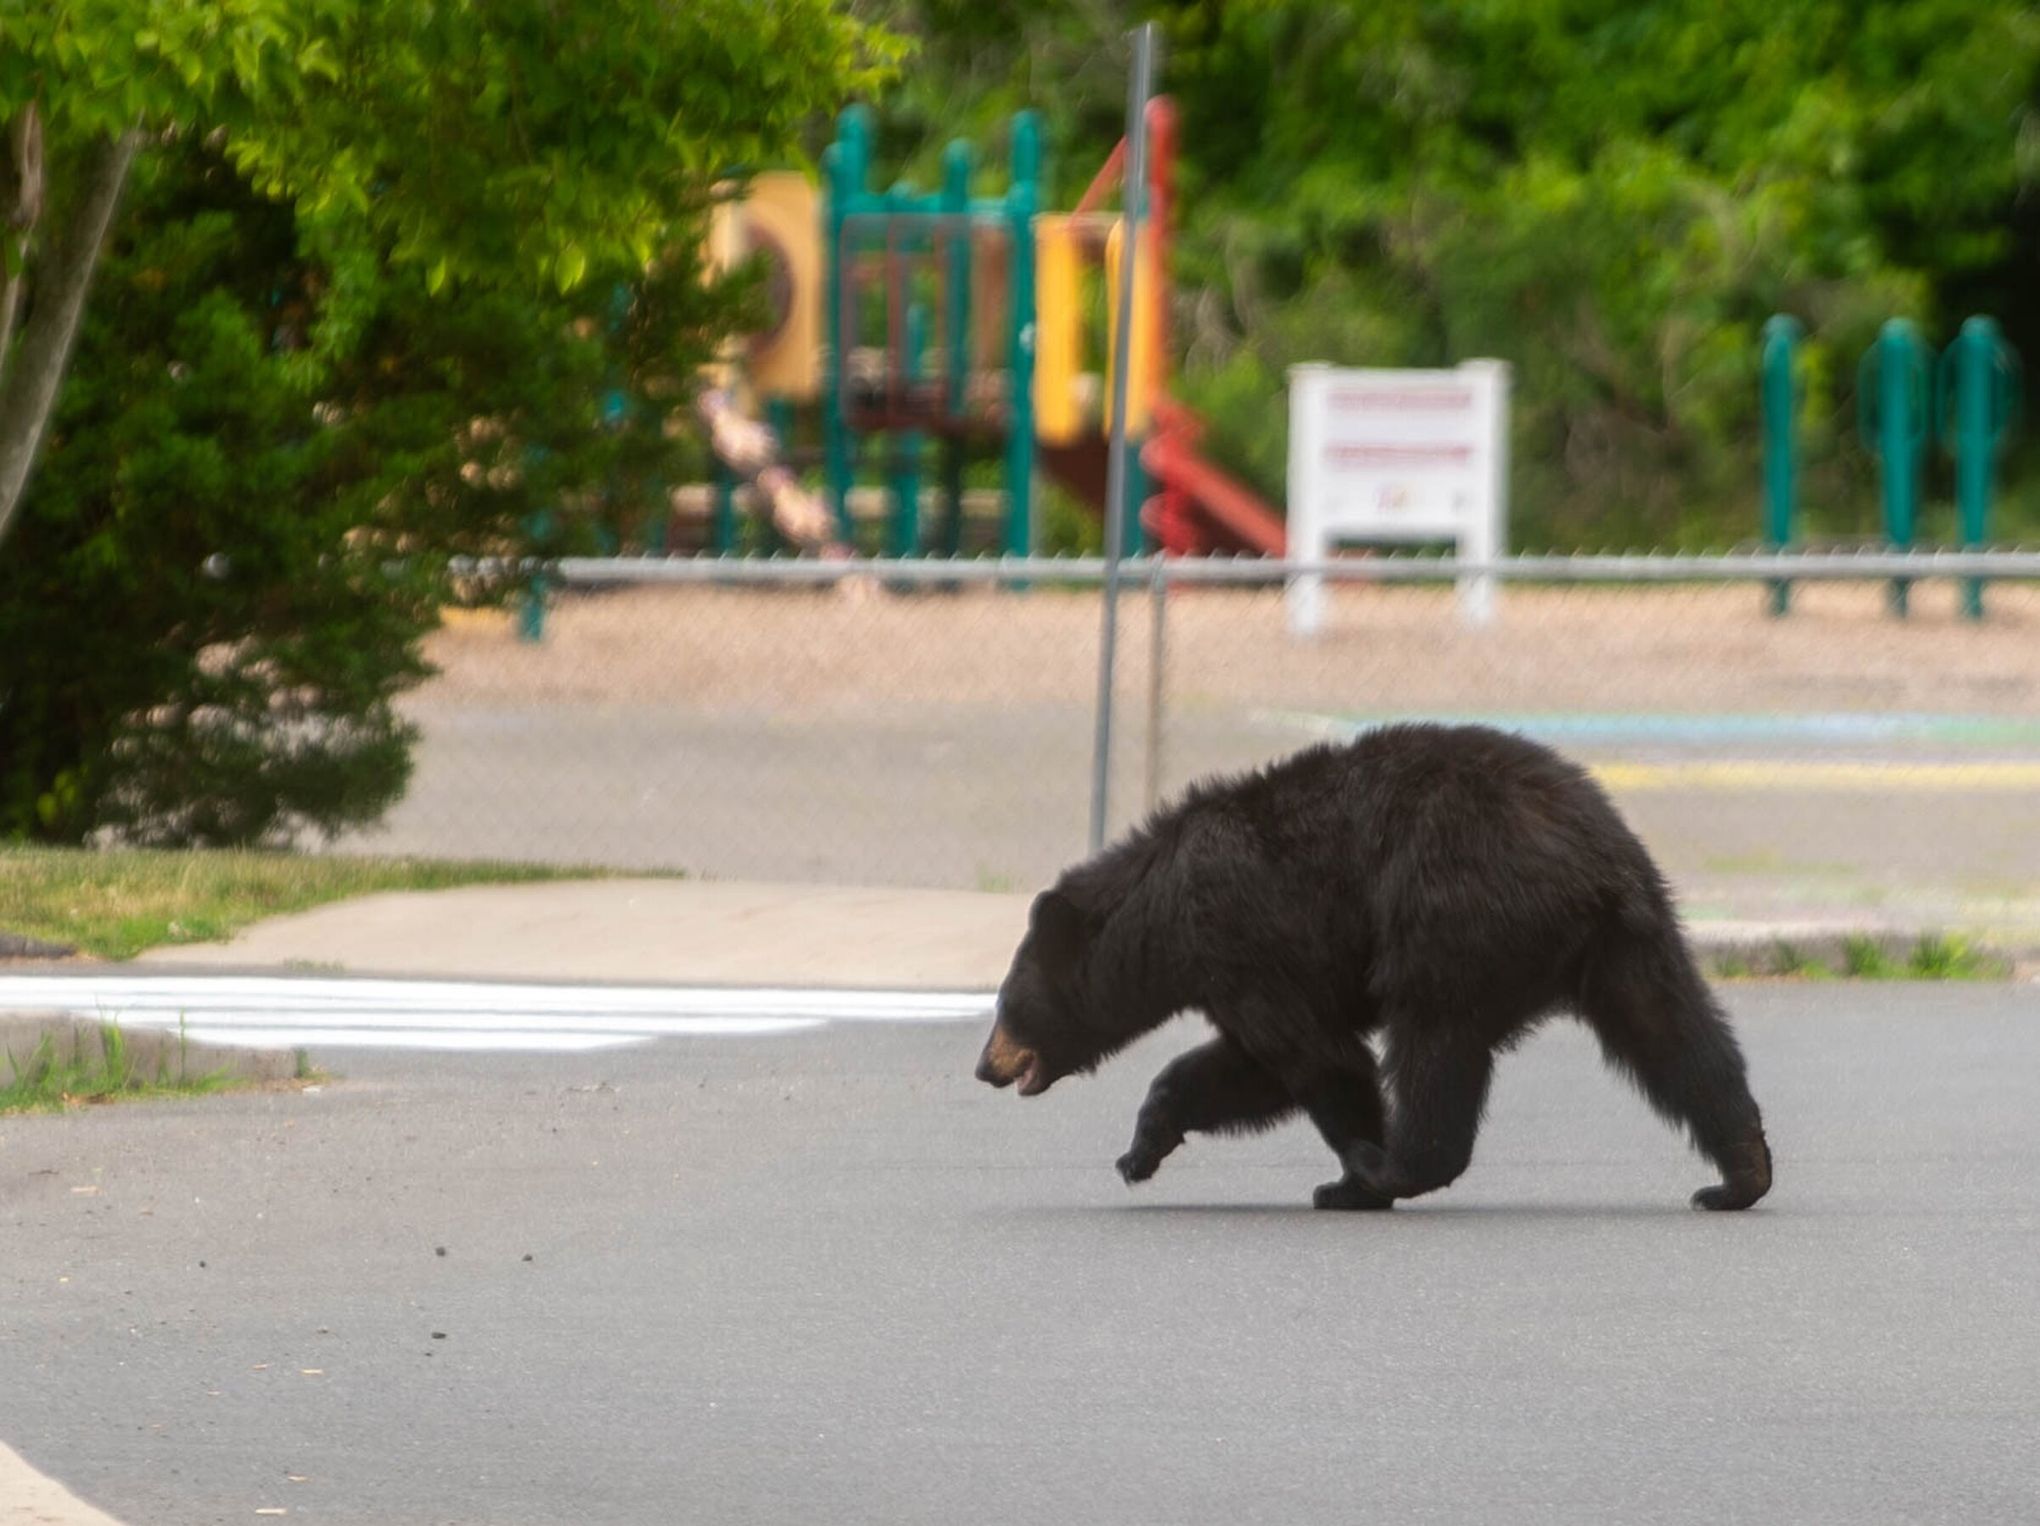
[1031,214,1161,446]
[706,171,823,403]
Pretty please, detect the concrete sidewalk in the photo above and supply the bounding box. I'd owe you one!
[122,876,2040,986]
[139,879,1034,988]
[1,1443,124,1526]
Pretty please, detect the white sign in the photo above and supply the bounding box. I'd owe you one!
[1286,360,1511,631]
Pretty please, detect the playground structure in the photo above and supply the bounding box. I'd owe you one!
[1763,313,2021,619]
[701,100,1287,560]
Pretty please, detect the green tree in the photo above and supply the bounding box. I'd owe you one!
[877,0,2040,545]
[0,0,890,548]
[1160,0,2040,545]
[0,1,892,843]
[0,138,749,843]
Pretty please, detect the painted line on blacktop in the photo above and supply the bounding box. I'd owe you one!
[0,974,996,1054]
[1258,712,2040,791]
[1591,760,2040,791]
[1261,709,2040,746]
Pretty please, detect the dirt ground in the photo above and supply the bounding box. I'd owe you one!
[420,578,2040,719]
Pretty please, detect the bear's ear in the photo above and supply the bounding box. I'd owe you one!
[1028,888,1090,968]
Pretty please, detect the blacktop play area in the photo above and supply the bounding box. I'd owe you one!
[6,582,2040,1523]
[4,876,2039,1526]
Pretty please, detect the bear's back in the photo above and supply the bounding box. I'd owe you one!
[1153,725,1665,1016]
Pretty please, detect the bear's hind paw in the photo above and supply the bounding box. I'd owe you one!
[1312,1176,1394,1212]
[1690,1179,1767,1211]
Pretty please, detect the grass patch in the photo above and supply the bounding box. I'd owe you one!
[0,1023,238,1114]
[1710,932,2011,981]
[1901,933,2007,980]
[1769,941,1836,980]
[0,847,619,961]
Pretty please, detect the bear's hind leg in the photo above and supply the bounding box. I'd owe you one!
[1335,1027,1495,1204]
[1116,1037,1299,1184]
[1290,1051,1394,1211]
[1580,930,1772,1211]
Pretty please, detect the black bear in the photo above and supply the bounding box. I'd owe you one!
[974,724,1772,1211]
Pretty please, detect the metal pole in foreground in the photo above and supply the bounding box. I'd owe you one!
[1143,553,1167,818]
[1088,21,1156,855]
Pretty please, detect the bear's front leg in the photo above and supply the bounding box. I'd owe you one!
[1115,1103,1182,1184]
[1115,1037,1299,1185]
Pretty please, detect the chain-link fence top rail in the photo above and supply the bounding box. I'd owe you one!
[348,553,2040,921]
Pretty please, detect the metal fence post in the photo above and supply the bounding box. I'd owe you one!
[1144,554,1168,818]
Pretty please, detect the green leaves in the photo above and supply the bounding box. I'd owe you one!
[555,244,587,295]
[2,0,890,843]
[213,0,895,295]
[918,0,2040,546]
[13,0,894,300]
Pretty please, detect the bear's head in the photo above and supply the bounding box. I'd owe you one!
[974,887,1097,1098]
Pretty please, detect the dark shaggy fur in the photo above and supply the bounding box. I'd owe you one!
[974,724,1772,1211]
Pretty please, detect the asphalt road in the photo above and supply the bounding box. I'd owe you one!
[3,982,2038,1524]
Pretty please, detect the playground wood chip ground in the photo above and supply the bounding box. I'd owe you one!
[417,581,2040,720]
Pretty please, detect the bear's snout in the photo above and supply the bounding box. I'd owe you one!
[976,1023,1044,1094]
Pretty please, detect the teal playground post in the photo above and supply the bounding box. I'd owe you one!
[939,140,973,558]
[711,460,737,554]
[764,398,796,552]
[1004,111,1042,557]
[1938,316,2022,621]
[820,108,1043,563]
[892,302,928,557]
[1858,319,1931,617]
[517,509,554,642]
[822,116,865,544]
[1760,315,1801,616]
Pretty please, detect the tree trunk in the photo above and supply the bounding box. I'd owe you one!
[0,127,141,550]
[0,104,46,363]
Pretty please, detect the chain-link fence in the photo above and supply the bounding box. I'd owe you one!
[338,552,2040,930]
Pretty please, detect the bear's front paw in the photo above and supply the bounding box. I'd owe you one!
[1116,1147,1162,1184]
[1312,1176,1394,1211]
[1115,1124,1181,1185]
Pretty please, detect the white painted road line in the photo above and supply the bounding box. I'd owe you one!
[177,1026,670,1053]
[0,973,995,1054]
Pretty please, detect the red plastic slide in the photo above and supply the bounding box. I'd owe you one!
[1140,403,1286,556]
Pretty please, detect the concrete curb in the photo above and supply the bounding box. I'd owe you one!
[0,929,77,961]
[1,1013,302,1090]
